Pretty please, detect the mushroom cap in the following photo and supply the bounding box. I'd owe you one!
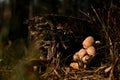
[33,66,38,71]
[82,55,90,63]
[86,46,96,56]
[95,40,101,44]
[70,62,79,70]
[82,36,94,49]
[73,48,87,61]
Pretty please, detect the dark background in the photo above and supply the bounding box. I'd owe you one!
[0,0,118,42]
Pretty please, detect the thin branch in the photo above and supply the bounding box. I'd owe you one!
[109,55,120,80]
[91,5,104,26]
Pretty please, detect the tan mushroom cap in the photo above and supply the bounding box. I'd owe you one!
[82,55,90,63]
[86,46,96,56]
[33,66,38,71]
[73,48,87,61]
[82,36,94,49]
[70,62,79,70]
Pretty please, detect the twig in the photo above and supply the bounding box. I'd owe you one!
[109,55,120,80]
[78,9,90,18]
[104,66,112,73]
[94,65,107,73]
[54,70,61,78]
[91,5,104,26]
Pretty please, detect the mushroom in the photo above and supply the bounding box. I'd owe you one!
[86,46,96,57]
[82,36,94,49]
[33,66,38,71]
[70,62,79,70]
[95,40,101,44]
[73,48,87,61]
[82,55,90,63]
[71,36,97,69]
[81,55,91,69]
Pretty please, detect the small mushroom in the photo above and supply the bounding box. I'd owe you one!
[82,36,94,49]
[86,46,96,56]
[82,55,90,63]
[70,62,79,70]
[33,66,38,71]
[81,55,91,69]
[73,48,87,61]
[95,40,101,44]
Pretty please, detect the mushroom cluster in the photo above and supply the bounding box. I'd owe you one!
[70,36,96,69]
